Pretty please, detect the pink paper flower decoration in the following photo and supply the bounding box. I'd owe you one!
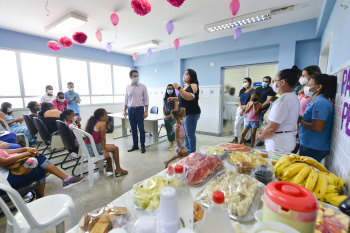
[47,41,61,51]
[59,36,73,48]
[72,32,87,44]
[167,0,186,7]
[131,0,151,16]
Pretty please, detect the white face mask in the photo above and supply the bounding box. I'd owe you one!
[304,86,316,97]
[243,83,249,88]
[272,82,280,94]
[299,76,308,85]
[72,116,78,122]
[7,108,12,113]
[47,90,53,94]
[132,77,139,83]
[58,98,65,103]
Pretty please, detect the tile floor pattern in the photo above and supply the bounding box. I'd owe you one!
[0,128,264,233]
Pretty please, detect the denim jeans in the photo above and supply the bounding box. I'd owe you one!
[128,107,145,147]
[184,114,200,154]
[300,146,329,162]
[7,154,51,187]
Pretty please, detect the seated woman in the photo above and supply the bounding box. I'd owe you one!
[0,131,21,149]
[51,92,68,112]
[60,109,78,127]
[26,101,41,119]
[38,102,61,134]
[0,102,35,144]
[298,74,337,162]
[0,147,85,195]
[85,109,128,176]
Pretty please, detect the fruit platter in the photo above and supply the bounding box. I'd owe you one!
[218,143,251,152]
[167,152,224,186]
[199,146,230,160]
[274,154,347,206]
[196,170,265,222]
[315,202,349,233]
[229,151,267,168]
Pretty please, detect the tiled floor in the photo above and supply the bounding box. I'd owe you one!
[0,128,264,232]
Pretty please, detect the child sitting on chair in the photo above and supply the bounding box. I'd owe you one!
[85,108,128,177]
[164,108,188,168]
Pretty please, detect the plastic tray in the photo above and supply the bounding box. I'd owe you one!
[199,146,230,160]
[196,171,265,222]
[187,166,225,187]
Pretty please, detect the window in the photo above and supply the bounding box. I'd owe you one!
[20,53,59,96]
[60,58,89,95]
[113,66,131,95]
[90,62,113,95]
[0,50,21,96]
[91,96,113,104]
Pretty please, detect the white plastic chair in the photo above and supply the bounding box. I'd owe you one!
[0,118,29,147]
[70,126,115,186]
[0,178,78,233]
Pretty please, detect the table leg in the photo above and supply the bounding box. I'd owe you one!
[122,118,127,137]
[153,121,159,143]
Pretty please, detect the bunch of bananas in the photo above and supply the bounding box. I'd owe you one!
[275,154,347,206]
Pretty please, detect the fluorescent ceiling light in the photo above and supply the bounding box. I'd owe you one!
[45,12,87,34]
[204,9,271,33]
[124,40,159,51]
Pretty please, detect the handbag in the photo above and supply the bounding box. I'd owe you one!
[6,156,33,176]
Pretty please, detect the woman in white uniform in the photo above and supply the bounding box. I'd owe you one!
[223,87,238,134]
[230,78,254,143]
[257,69,300,153]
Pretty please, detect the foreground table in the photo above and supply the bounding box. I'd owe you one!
[108,112,165,145]
[66,159,259,233]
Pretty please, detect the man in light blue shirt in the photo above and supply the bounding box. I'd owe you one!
[64,82,81,117]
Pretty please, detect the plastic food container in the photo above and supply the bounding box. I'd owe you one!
[254,164,274,185]
[236,161,254,175]
[251,221,300,233]
[263,181,318,233]
[257,150,269,158]
[200,146,229,160]
[273,153,284,159]
[270,157,279,166]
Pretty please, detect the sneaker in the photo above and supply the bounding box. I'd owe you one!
[63,176,85,189]
[256,141,264,147]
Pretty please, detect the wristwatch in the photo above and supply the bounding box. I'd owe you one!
[177,86,181,90]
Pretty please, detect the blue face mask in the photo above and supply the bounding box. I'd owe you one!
[132,77,139,83]
[69,88,74,92]
[262,82,268,88]
[167,89,173,95]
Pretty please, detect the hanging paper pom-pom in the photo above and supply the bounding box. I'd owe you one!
[59,36,73,48]
[72,32,87,44]
[167,0,186,8]
[47,41,61,51]
[131,0,151,16]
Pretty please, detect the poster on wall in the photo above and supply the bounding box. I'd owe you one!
[339,67,350,136]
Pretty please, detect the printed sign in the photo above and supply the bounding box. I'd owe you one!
[340,68,350,136]
[253,82,262,87]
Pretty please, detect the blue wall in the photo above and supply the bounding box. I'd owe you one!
[134,19,321,87]
[0,29,133,67]
[136,61,174,87]
[295,39,321,70]
[321,0,350,72]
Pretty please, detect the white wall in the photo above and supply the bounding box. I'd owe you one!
[326,60,350,195]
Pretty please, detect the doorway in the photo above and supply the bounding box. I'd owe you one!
[319,32,332,73]
[221,63,278,136]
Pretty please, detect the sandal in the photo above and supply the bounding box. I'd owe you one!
[115,170,128,177]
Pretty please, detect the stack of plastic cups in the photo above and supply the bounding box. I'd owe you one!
[136,216,158,233]
[158,186,180,233]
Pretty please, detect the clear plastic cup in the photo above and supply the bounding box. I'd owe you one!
[158,187,180,233]
[136,216,157,233]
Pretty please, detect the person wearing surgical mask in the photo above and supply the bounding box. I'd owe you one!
[51,92,68,112]
[229,77,254,144]
[124,70,149,154]
[294,65,321,95]
[163,84,178,151]
[171,69,201,154]
[40,85,55,103]
[0,102,35,145]
[26,101,41,119]
[60,109,78,127]
[298,74,337,162]
[65,82,81,120]
[257,69,300,153]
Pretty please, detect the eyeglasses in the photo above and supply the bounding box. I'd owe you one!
[272,80,282,84]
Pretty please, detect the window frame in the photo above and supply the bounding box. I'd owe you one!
[0,47,131,109]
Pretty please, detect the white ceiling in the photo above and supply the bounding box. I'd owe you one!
[0,0,321,55]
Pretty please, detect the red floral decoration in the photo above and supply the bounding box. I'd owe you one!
[167,0,186,7]
[72,32,87,44]
[131,0,151,16]
[59,36,73,48]
[47,41,61,51]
